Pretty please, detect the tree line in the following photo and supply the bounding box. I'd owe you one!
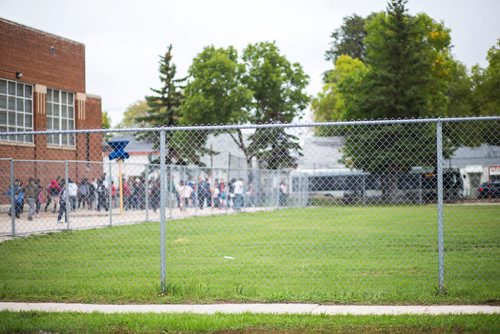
[114,0,499,174]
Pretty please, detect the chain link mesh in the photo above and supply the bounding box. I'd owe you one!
[0,118,498,303]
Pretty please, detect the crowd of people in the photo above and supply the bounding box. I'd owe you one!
[3,174,289,223]
[3,175,118,223]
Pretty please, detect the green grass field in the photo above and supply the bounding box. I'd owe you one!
[0,205,498,304]
[1,312,499,334]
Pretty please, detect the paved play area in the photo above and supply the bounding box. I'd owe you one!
[0,205,273,242]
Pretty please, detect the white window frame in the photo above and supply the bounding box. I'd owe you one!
[46,88,75,147]
[0,78,34,143]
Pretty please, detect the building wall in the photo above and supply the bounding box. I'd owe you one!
[0,18,85,92]
[0,18,102,203]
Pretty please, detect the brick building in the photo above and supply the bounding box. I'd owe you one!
[0,17,103,197]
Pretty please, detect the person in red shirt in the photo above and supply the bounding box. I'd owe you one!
[44,178,62,213]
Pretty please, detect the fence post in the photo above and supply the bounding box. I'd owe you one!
[195,167,199,217]
[436,120,445,293]
[159,128,167,294]
[10,159,15,237]
[145,165,149,222]
[65,160,70,230]
[168,165,173,219]
[362,174,366,205]
[108,162,113,226]
[276,171,280,209]
[226,154,231,213]
[419,173,423,205]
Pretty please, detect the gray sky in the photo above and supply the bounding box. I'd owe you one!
[1,0,499,125]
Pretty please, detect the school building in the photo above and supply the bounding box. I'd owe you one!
[0,17,103,198]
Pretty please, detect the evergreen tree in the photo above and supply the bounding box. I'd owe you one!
[325,14,368,63]
[135,45,188,164]
[341,0,444,201]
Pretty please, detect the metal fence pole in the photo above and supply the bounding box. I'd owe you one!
[436,120,445,293]
[362,174,366,205]
[419,173,423,205]
[159,129,167,294]
[108,162,113,226]
[10,159,15,237]
[65,160,70,230]
[195,167,199,217]
[168,165,173,219]
[145,165,149,222]
[276,171,280,209]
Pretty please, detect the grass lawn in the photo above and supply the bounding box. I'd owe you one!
[0,312,499,334]
[0,205,498,304]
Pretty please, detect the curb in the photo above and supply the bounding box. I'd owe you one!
[1,303,499,315]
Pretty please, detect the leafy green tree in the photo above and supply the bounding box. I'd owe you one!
[102,111,112,129]
[116,100,148,128]
[473,40,500,116]
[182,45,251,125]
[181,45,252,165]
[101,111,112,140]
[468,40,500,145]
[241,42,310,169]
[312,55,368,135]
[182,42,310,170]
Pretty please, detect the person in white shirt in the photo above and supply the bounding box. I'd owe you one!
[233,178,244,211]
[67,179,78,211]
[177,180,192,211]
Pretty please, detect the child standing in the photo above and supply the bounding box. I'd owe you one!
[57,180,67,224]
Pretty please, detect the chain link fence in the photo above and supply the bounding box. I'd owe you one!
[0,117,499,303]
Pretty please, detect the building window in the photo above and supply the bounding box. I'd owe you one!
[46,88,75,146]
[0,79,33,143]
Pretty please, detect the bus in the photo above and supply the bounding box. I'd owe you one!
[290,167,463,204]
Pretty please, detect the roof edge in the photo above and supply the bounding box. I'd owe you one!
[0,17,84,46]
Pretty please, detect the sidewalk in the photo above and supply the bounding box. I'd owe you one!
[0,205,273,242]
[1,302,499,315]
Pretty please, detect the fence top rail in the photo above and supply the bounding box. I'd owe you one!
[0,116,498,136]
[2,158,291,173]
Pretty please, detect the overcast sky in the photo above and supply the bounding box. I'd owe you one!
[1,0,499,125]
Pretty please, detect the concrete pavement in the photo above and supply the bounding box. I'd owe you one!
[0,302,499,315]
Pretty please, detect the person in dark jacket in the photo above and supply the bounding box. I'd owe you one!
[57,180,68,224]
[23,177,39,221]
[4,179,22,218]
[96,179,108,212]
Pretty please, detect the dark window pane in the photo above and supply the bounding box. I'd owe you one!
[25,114,32,128]
[8,97,15,110]
[25,85,32,98]
[8,82,15,95]
[0,95,6,109]
[17,83,24,96]
[17,98,24,111]
[8,111,15,125]
[0,110,6,124]
[16,113,23,127]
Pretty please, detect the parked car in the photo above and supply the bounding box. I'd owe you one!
[478,181,500,199]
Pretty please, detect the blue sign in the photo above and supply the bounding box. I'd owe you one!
[108,140,130,160]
